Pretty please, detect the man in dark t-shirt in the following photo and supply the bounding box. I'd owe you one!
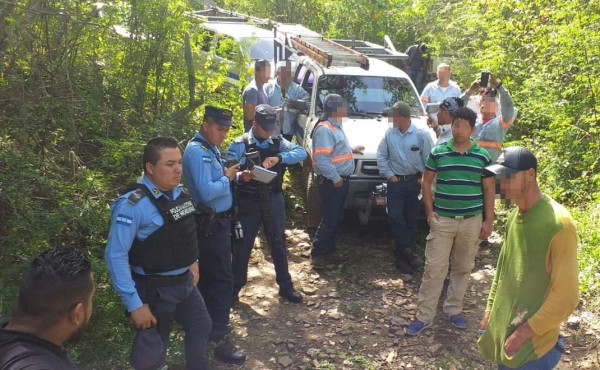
[0,247,94,369]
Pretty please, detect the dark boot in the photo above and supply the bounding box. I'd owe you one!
[395,256,414,275]
[214,338,246,364]
[403,248,423,269]
[279,287,303,303]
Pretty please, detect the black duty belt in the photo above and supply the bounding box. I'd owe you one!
[131,270,189,287]
[215,210,232,219]
[394,173,422,181]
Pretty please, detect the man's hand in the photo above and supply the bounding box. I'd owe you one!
[262,156,280,169]
[421,96,430,103]
[190,262,200,287]
[480,311,490,331]
[504,322,535,359]
[427,116,438,129]
[427,212,440,224]
[240,170,254,183]
[224,163,240,181]
[490,73,500,89]
[467,80,481,94]
[131,304,157,330]
[479,220,493,240]
[334,178,344,188]
[388,176,399,183]
[352,145,365,154]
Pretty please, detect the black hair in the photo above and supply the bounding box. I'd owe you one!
[254,59,270,73]
[13,247,93,329]
[142,137,179,171]
[453,107,478,128]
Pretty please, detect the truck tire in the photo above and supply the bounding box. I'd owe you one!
[304,167,322,230]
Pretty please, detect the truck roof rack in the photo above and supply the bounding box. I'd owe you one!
[332,39,408,62]
[192,7,270,26]
[274,23,370,70]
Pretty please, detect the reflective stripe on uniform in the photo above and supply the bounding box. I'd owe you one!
[314,147,333,156]
[318,121,337,132]
[331,153,353,164]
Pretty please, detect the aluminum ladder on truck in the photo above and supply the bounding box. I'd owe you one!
[274,23,370,69]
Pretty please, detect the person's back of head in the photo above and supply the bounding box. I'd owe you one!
[12,247,94,339]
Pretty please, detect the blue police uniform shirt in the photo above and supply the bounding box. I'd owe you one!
[183,132,232,213]
[225,128,307,165]
[105,175,190,313]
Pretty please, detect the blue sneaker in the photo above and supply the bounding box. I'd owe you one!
[404,320,431,335]
[450,315,468,329]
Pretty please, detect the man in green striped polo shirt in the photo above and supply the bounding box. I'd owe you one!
[405,107,495,335]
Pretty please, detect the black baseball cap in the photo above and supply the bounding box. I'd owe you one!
[484,146,537,177]
[205,106,234,127]
[254,104,277,131]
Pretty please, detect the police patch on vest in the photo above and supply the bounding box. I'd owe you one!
[166,200,195,222]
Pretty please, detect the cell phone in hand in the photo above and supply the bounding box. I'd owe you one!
[480,72,490,88]
[224,159,239,168]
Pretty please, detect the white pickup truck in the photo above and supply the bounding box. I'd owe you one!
[290,55,436,228]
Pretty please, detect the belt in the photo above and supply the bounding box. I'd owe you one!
[394,173,422,181]
[131,270,189,287]
[317,175,350,184]
[446,214,477,220]
[215,210,232,219]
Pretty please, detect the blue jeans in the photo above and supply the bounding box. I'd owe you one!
[498,337,564,370]
[197,218,234,342]
[233,192,293,293]
[387,179,421,261]
[311,177,349,256]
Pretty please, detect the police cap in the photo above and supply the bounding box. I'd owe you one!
[254,104,277,132]
[205,106,234,127]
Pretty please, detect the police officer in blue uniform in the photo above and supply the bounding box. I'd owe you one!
[226,104,306,303]
[105,137,212,370]
[182,107,246,364]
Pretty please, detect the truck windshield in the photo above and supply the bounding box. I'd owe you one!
[317,75,424,116]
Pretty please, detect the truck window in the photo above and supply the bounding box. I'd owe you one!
[317,75,423,116]
[294,65,307,85]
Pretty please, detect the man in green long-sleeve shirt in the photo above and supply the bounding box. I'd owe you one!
[478,147,579,370]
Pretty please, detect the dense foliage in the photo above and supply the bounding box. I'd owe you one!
[0,0,598,367]
[220,0,600,305]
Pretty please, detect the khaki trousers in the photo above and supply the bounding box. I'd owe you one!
[416,214,482,324]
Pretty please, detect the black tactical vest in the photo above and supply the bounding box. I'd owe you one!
[128,185,199,274]
[237,133,283,197]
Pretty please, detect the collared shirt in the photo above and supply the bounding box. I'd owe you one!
[225,128,307,165]
[264,80,310,136]
[473,116,505,162]
[312,119,355,183]
[104,176,189,313]
[376,124,434,179]
[183,132,232,213]
[242,79,269,130]
[425,139,493,217]
[421,79,462,104]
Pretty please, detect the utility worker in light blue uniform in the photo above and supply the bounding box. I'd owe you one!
[310,94,364,269]
[226,104,307,303]
[105,137,211,370]
[377,102,434,275]
[182,107,246,365]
